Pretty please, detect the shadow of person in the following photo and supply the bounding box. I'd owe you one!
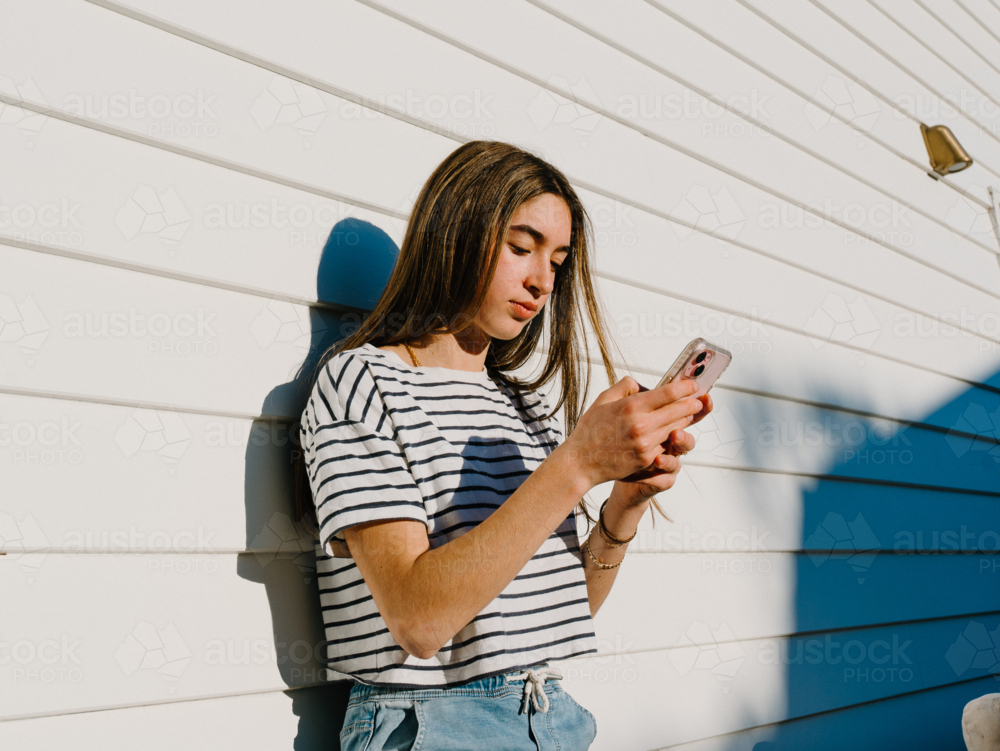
[238,217,399,750]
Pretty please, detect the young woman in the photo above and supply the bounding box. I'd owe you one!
[297,141,713,750]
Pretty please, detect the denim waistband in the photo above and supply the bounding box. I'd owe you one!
[348,662,557,704]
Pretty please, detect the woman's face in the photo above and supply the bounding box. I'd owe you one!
[472,193,572,342]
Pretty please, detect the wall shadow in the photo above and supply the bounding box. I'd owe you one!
[739,369,1000,750]
[239,218,399,750]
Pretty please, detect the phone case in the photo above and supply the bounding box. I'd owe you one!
[656,337,733,399]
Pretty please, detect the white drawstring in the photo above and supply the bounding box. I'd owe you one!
[503,666,563,714]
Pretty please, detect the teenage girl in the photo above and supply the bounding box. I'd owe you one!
[296,140,713,750]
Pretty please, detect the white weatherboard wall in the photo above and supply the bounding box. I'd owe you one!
[2,0,1000,748]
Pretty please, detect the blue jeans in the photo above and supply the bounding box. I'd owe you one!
[339,664,597,750]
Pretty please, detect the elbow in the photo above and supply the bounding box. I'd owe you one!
[409,644,440,661]
[390,615,443,661]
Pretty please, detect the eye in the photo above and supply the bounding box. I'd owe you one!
[511,244,562,272]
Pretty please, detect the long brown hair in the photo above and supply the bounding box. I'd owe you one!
[294,140,664,537]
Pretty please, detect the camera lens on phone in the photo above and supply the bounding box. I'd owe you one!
[693,364,705,377]
[695,351,707,364]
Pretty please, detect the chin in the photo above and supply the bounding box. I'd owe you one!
[487,322,530,342]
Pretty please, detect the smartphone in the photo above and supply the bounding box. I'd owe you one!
[656,338,732,399]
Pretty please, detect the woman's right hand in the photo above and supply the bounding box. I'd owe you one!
[561,376,704,489]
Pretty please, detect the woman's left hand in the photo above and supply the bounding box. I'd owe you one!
[612,391,713,507]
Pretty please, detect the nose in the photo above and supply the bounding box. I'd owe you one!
[526,256,556,297]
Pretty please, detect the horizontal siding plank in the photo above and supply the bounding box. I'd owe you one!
[0,391,303,555]
[680,390,999,491]
[0,242,334,418]
[594,552,1000,653]
[595,466,1000,555]
[662,674,989,750]
[0,552,339,721]
[0,684,351,750]
[560,613,1000,749]
[590,275,1000,427]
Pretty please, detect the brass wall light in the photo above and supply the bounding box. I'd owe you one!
[921,124,973,176]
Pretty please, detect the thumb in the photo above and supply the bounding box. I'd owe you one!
[593,375,641,407]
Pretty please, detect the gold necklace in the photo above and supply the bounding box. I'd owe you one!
[403,342,421,367]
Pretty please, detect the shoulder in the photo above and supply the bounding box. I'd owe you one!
[309,345,390,427]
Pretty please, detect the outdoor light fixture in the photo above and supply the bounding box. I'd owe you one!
[920,123,973,176]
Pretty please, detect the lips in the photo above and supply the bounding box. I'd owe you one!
[510,300,537,316]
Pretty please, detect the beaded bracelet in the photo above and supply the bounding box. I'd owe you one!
[583,538,622,570]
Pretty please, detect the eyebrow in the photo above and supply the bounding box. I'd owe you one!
[509,224,571,252]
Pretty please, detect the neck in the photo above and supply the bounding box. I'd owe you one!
[408,331,490,372]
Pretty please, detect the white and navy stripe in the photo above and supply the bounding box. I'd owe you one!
[300,343,597,688]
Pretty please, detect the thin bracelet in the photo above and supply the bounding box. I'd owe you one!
[583,538,622,570]
[598,499,637,547]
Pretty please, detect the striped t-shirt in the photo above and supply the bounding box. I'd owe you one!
[299,342,597,688]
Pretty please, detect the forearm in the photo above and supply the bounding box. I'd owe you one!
[398,443,594,657]
[582,490,650,618]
